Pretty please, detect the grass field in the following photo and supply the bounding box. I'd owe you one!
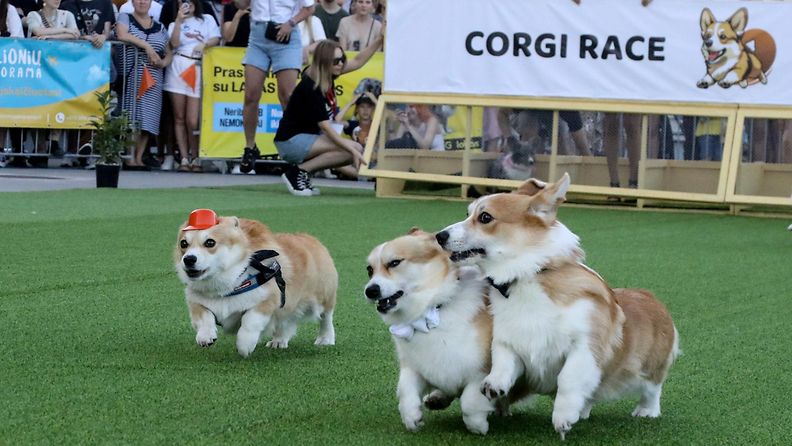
[1,184,790,445]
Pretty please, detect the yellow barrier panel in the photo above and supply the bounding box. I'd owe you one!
[200,48,384,158]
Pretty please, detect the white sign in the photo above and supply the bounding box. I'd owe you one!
[385,0,792,105]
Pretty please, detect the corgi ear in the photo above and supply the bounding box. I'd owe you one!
[700,8,715,32]
[222,216,239,228]
[407,226,422,235]
[728,7,748,35]
[528,173,570,224]
[515,178,547,196]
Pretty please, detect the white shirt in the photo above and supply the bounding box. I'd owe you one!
[119,0,163,21]
[298,16,325,47]
[4,3,24,37]
[168,14,220,56]
[249,0,312,25]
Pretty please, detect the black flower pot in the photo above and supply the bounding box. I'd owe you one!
[96,163,121,188]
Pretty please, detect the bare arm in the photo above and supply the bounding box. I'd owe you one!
[334,93,361,124]
[402,115,440,150]
[222,7,249,42]
[318,120,366,168]
[343,30,384,73]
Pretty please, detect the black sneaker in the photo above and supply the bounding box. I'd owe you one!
[240,145,259,173]
[303,172,320,196]
[281,165,313,197]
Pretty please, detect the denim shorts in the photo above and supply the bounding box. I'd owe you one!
[275,133,319,164]
[243,21,302,73]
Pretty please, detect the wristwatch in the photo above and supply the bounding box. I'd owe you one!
[287,18,296,27]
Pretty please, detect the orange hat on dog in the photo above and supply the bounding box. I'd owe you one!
[183,209,218,231]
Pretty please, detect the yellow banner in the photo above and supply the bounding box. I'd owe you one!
[200,48,384,158]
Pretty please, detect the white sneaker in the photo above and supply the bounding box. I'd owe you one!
[161,155,174,171]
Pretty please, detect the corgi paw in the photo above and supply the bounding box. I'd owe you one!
[462,415,489,435]
[401,410,423,432]
[632,406,661,418]
[696,80,710,89]
[718,80,733,89]
[313,335,335,346]
[195,330,217,347]
[423,390,454,410]
[266,338,290,349]
[236,332,259,357]
[786,223,792,231]
[739,80,748,88]
[552,409,580,441]
[480,379,508,401]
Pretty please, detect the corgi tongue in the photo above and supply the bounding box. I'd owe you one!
[707,50,721,62]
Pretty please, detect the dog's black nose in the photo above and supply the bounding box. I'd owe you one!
[705,39,713,47]
[365,284,381,300]
[183,255,197,267]
[436,231,450,248]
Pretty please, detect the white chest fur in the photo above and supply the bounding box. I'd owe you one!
[187,286,275,328]
[489,280,595,393]
[394,298,487,395]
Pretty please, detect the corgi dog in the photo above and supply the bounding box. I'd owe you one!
[697,7,775,89]
[489,136,540,181]
[175,209,337,358]
[364,228,523,435]
[436,175,679,440]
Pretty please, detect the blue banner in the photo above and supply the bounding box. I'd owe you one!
[0,38,110,128]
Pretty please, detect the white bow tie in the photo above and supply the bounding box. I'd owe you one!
[389,307,440,341]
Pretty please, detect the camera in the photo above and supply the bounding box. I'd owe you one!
[353,78,382,98]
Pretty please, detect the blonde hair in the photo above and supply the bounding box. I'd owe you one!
[307,40,344,95]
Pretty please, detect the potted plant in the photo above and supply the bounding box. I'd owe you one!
[89,90,132,188]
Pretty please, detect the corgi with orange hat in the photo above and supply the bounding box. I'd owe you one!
[175,209,338,357]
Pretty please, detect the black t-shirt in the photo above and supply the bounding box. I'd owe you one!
[222,3,249,48]
[274,76,334,142]
[59,0,115,35]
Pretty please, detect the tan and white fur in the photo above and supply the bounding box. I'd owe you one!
[175,216,337,357]
[697,7,767,89]
[436,174,679,439]
[364,229,506,435]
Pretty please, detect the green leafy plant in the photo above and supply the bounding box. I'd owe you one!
[89,90,133,165]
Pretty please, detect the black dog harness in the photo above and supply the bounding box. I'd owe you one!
[224,250,287,308]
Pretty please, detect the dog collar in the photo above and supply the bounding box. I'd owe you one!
[389,307,440,341]
[487,266,550,298]
[487,277,513,298]
[224,249,286,307]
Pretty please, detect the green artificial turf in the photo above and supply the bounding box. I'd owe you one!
[1,184,790,445]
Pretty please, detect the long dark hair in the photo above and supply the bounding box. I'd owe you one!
[172,0,204,21]
[0,0,9,36]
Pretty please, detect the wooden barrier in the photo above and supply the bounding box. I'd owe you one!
[360,93,792,213]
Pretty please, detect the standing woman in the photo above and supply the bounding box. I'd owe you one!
[274,35,383,196]
[335,0,380,51]
[164,0,219,172]
[115,0,172,169]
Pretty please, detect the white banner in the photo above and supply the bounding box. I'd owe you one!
[385,0,792,105]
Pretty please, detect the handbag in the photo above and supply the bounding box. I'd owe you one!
[264,21,289,44]
[264,0,289,44]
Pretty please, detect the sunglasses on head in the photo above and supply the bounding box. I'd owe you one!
[333,55,347,65]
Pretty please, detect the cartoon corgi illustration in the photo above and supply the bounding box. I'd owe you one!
[696,7,776,89]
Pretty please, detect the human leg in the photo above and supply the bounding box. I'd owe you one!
[242,65,267,149]
[623,114,641,186]
[603,113,622,186]
[169,92,190,171]
[274,69,298,110]
[186,96,201,171]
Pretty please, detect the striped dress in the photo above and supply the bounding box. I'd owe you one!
[117,13,168,135]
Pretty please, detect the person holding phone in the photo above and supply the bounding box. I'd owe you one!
[235,0,314,174]
[274,35,383,196]
[164,0,220,172]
